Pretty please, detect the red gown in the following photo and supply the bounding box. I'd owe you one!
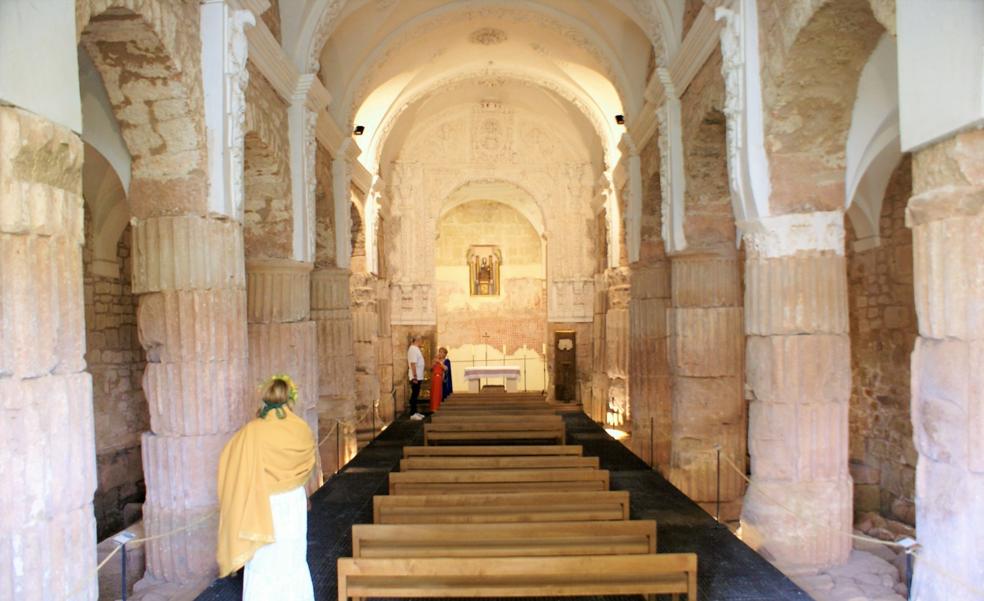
[429,359,444,412]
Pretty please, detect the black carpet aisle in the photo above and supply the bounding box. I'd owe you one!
[196,413,811,601]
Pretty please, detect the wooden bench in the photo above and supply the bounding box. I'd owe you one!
[373,491,631,524]
[403,444,582,457]
[424,420,565,445]
[337,554,698,600]
[351,519,657,558]
[436,406,558,415]
[430,413,563,424]
[400,455,599,471]
[388,468,609,494]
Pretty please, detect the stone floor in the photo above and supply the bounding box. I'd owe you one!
[196,412,812,600]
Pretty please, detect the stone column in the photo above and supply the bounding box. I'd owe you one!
[246,259,321,492]
[628,263,671,468]
[907,129,984,601]
[311,267,356,473]
[667,253,745,518]
[375,278,394,423]
[740,212,852,570]
[0,107,97,599]
[350,272,379,447]
[604,268,631,427]
[132,213,249,584]
[589,272,609,423]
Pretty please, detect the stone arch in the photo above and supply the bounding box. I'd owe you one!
[761,0,885,214]
[78,1,208,218]
[440,179,547,239]
[83,143,130,278]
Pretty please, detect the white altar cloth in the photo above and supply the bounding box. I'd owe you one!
[463,366,521,392]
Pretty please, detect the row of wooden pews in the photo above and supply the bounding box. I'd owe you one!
[337,392,698,600]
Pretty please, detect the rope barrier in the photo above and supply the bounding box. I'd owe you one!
[702,446,984,599]
[66,391,396,599]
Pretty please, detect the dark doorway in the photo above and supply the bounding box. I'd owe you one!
[554,330,577,402]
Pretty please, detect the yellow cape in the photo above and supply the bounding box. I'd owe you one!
[216,407,315,577]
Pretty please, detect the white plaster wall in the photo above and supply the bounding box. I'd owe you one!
[897,0,984,151]
[0,0,81,132]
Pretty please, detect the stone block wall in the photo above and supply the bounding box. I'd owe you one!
[846,156,917,524]
[83,217,148,540]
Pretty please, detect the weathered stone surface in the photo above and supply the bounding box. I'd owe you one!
[143,359,250,437]
[248,321,318,411]
[668,307,743,377]
[137,288,248,364]
[0,106,96,600]
[141,432,226,510]
[131,216,246,294]
[246,260,312,324]
[142,503,218,583]
[745,253,849,336]
[671,254,740,308]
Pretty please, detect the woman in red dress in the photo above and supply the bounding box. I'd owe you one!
[429,348,446,413]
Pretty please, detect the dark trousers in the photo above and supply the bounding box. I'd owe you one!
[409,380,421,414]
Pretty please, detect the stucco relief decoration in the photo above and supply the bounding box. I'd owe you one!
[303,108,319,257]
[548,279,594,323]
[227,8,255,218]
[472,101,514,163]
[716,6,747,225]
[470,27,507,45]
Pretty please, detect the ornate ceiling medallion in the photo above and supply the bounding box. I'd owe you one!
[469,27,507,46]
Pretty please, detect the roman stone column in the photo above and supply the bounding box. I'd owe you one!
[907,129,984,601]
[667,253,745,518]
[132,213,249,584]
[0,107,97,599]
[589,272,609,423]
[375,278,395,423]
[246,259,321,492]
[311,267,357,473]
[740,212,853,570]
[604,268,631,427]
[350,272,379,447]
[628,263,672,468]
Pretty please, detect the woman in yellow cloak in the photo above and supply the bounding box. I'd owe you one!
[216,375,316,600]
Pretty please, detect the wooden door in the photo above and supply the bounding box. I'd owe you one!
[553,331,576,402]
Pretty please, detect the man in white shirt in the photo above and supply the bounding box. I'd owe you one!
[407,336,425,420]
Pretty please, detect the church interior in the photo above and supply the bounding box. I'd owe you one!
[0,0,982,600]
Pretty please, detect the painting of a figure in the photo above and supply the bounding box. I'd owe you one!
[468,246,501,296]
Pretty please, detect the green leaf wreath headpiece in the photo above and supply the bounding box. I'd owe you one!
[258,374,298,419]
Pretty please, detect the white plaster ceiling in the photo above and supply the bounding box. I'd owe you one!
[305,0,659,174]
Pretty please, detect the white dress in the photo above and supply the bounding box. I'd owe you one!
[243,485,315,601]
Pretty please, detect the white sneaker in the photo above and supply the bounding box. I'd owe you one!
[410,412,425,421]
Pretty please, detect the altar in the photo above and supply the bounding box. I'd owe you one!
[463,365,522,392]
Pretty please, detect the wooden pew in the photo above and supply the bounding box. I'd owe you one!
[436,406,558,415]
[373,491,631,524]
[400,455,599,471]
[424,420,565,445]
[403,444,582,457]
[337,554,698,600]
[388,468,609,494]
[429,413,563,424]
[351,520,657,558]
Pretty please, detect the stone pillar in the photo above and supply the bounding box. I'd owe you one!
[907,129,984,601]
[375,278,394,423]
[311,267,356,473]
[604,268,631,427]
[350,272,379,447]
[589,272,609,423]
[0,107,97,599]
[667,253,745,517]
[132,213,249,584]
[246,259,320,492]
[740,212,852,570]
[628,263,671,468]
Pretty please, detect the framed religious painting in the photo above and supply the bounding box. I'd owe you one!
[467,245,501,296]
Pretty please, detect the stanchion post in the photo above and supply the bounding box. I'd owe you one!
[715,446,721,522]
[906,553,913,600]
[336,422,341,473]
[120,541,127,601]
